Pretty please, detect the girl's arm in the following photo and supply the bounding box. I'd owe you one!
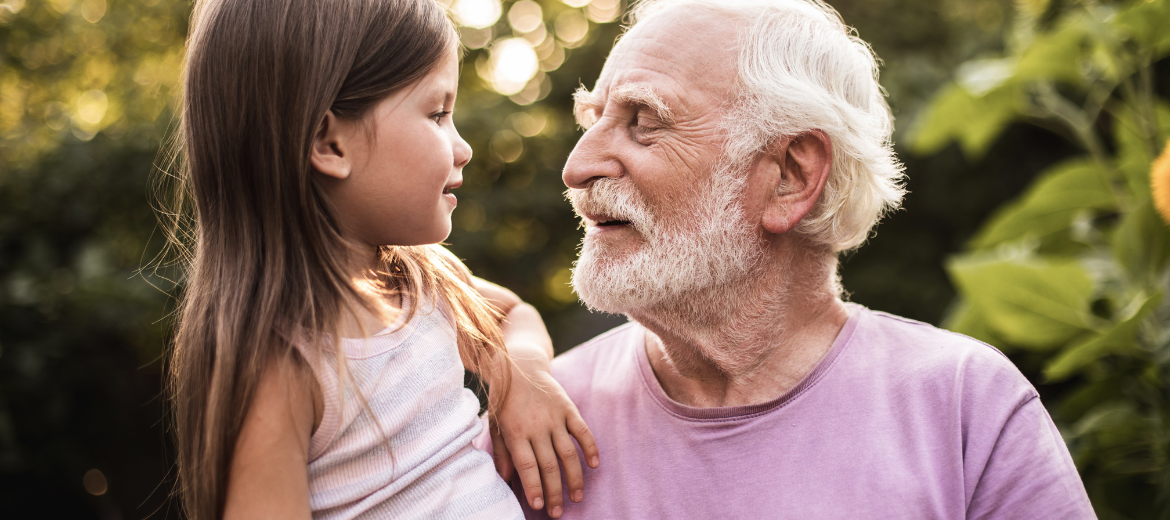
[471,277,600,520]
[222,354,320,520]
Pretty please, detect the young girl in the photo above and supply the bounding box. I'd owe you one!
[164,0,597,518]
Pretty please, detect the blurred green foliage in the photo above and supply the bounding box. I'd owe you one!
[918,0,1170,516]
[0,0,1138,517]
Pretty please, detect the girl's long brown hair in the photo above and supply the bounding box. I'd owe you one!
[160,1,507,518]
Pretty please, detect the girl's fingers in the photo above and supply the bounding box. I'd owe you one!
[531,437,566,518]
[567,413,600,469]
[490,425,515,481]
[507,439,546,512]
[552,431,585,504]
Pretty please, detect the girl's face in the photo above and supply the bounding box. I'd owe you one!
[312,45,470,251]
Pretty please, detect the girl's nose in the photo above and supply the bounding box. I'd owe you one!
[453,129,472,169]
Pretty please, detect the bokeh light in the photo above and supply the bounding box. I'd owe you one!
[44,102,69,131]
[490,129,524,162]
[521,21,548,46]
[47,0,72,15]
[77,90,108,126]
[555,10,589,47]
[510,110,549,137]
[80,0,106,23]
[586,0,620,22]
[0,0,26,15]
[508,0,543,33]
[544,267,575,302]
[460,26,494,49]
[487,38,539,95]
[537,39,565,71]
[452,0,502,29]
[562,0,592,8]
[509,72,551,105]
[83,469,108,496]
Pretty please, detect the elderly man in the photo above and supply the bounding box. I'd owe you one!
[503,0,1094,518]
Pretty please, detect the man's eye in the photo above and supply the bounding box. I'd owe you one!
[634,112,662,131]
[632,116,660,143]
[431,110,452,124]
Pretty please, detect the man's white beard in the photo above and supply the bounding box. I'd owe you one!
[568,160,765,316]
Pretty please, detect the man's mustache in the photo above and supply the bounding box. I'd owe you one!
[566,180,656,238]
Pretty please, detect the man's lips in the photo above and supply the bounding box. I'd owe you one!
[581,211,632,228]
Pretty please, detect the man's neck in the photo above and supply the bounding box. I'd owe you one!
[630,250,849,408]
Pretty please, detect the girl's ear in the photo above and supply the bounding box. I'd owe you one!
[310,110,353,180]
[758,131,833,235]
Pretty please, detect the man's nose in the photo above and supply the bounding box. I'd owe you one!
[562,123,624,189]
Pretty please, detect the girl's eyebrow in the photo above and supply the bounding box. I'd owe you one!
[424,88,456,107]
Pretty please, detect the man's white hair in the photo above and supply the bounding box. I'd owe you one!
[630,0,906,252]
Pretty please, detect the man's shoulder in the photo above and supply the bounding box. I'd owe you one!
[849,305,1037,403]
[856,306,1012,363]
[553,321,641,365]
[549,321,643,400]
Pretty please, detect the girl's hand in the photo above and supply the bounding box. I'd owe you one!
[469,275,599,519]
[488,349,599,520]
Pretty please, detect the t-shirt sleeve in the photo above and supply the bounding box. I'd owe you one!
[966,395,1095,519]
[471,413,493,453]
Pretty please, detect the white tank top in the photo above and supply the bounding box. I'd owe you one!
[298,301,523,520]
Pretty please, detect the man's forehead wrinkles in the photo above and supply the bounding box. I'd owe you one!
[610,43,726,109]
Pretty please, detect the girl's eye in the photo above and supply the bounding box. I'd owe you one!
[431,110,452,124]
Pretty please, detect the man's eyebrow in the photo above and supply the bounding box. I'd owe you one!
[573,86,602,128]
[610,84,674,124]
[572,84,676,129]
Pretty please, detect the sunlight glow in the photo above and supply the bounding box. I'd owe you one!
[489,38,539,95]
[77,90,108,125]
[452,0,501,29]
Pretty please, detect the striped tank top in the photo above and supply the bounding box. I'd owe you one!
[298,301,523,520]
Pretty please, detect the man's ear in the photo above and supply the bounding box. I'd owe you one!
[309,110,353,180]
[759,130,833,235]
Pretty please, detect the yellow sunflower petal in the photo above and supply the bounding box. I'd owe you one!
[1153,138,1170,225]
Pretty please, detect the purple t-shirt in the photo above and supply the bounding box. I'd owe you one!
[517,304,1094,519]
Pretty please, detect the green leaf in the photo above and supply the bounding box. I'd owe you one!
[1055,375,1126,424]
[911,83,1023,159]
[1066,401,1153,463]
[1014,17,1090,85]
[1113,198,1170,282]
[1114,103,1158,199]
[947,253,1097,350]
[1043,292,1162,382]
[970,158,1117,250]
[1157,100,1170,144]
[1114,0,1170,58]
[941,298,1004,347]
